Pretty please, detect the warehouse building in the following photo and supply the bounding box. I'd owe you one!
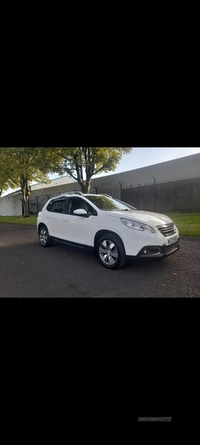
[91,152,200,194]
[0,152,200,215]
[91,152,200,211]
[0,176,76,216]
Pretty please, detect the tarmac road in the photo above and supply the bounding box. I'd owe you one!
[0,223,200,297]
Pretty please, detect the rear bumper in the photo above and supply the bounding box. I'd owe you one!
[127,238,180,261]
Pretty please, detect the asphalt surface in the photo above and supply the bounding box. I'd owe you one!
[0,223,200,297]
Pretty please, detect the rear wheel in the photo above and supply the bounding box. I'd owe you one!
[97,233,126,269]
[39,225,53,247]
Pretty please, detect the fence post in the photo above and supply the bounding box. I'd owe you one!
[20,197,24,216]
[152,176,157,212]
[119,182,123,200]
[35,196,39,214]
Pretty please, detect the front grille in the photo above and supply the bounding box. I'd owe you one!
[163,242,179,255]
[157,223,176,237]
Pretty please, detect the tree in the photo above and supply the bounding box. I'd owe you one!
[51,147,132,193]
[0,147,63,216]
[0,147,132,214]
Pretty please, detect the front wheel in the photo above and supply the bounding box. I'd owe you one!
[97,233,126,269]
[39,225,53,247]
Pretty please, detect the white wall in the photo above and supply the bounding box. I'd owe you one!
[0,193,22,216]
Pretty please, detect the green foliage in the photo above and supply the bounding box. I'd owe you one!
[50,147,132,192]
[0,147,63,215]
[0,147,132,210]
[0,147,62,188]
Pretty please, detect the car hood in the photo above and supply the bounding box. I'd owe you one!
[105,210,173,226]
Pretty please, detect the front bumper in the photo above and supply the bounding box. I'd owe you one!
[127,238,180,260]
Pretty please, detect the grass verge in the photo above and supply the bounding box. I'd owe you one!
[166,212,200,237]
[0,215,37,225]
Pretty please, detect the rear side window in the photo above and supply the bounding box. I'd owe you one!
[47,199,65,213]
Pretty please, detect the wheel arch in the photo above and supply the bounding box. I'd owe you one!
[94,230,126,253]
[38,222,47,233]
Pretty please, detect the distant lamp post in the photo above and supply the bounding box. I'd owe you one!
[94,186,99,194]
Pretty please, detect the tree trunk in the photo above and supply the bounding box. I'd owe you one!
[80,180,91,194]
[23,195,30,217]
[21,177,31,217]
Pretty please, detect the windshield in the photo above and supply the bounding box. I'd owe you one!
[86,195,137,211]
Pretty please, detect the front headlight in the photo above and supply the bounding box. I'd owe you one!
[121,218,156,233]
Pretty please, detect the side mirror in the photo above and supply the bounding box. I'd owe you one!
[73,208,87,216]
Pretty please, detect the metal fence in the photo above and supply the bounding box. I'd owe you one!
[28,177,200,214]
[121,177,200,212]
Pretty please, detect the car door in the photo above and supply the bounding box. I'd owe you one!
[45,198,67,239]
[62,197,96,246]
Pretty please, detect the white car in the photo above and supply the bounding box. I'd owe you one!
[37,192,179,269]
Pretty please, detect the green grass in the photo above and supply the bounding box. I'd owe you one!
[0,213,200,237]
[0,215,37,225]
[166,212,200,237]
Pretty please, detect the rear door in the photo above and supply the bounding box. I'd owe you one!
[45,198,67,238]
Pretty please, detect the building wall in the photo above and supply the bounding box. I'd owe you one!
[0,193,22,216]
[91,153,200,191]
[0,177,77,216]
[122,177,200,212]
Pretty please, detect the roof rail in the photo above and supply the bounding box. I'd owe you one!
[61,190,83,195]
[64,191,83,195]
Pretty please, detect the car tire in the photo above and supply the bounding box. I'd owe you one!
[97,233,126,269]
[39,225,53,247]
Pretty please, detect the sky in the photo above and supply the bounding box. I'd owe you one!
[2,147,200,196]
[95,147,200,177]
[48,147,200,181]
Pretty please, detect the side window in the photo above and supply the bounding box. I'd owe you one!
[68,198,84,215]
[68,198,96,216]
[47,199,65,213]
[84,202,97,216]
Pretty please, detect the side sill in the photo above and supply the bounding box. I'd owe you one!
[50,237,94,251]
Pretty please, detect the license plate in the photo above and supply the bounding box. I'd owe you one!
[167,235,177,245]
